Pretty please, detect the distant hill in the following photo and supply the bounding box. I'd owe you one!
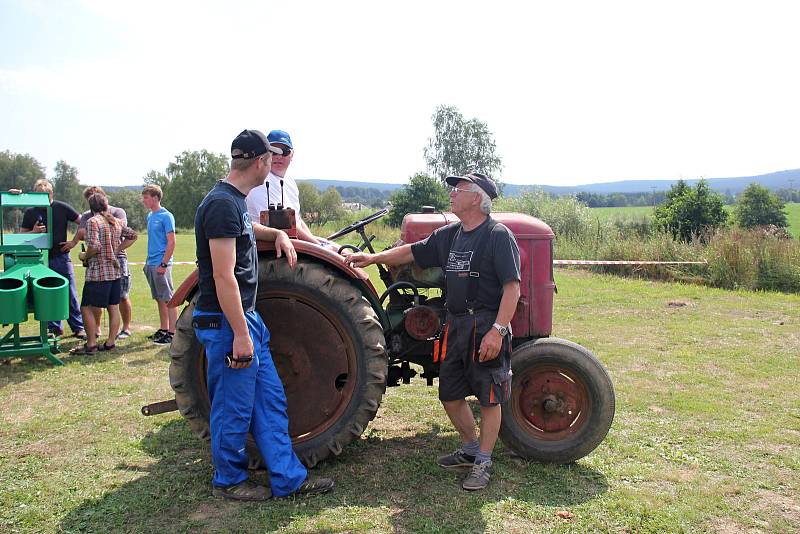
[105,169,800,207]
[300,169,800,197]
[298,179,404,193]
[526,169,800,195]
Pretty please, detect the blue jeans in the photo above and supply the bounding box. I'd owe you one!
[48,254,83,334]
[193,308,307,495]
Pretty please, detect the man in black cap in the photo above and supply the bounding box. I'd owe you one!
[345,172,520,491]
[193,129,334,500]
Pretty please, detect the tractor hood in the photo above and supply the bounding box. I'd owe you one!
[400,212,554,244]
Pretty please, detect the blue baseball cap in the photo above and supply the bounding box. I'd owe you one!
[267,130,293,150]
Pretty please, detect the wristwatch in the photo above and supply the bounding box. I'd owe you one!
[492,322,508,336]
[159,262,169,269]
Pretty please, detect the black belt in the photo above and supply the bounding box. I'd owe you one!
[447,307,497,318]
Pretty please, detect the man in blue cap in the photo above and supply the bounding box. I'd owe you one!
[245,129,321,244]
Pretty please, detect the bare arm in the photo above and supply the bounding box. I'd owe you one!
[344,243,415,268]
[60,214,83,252]
[155,232,176,274]
[296,218,321,245]
[161,232,176,264]
[119,228,138,252]
[70,227,86,245]
[252,223,297,267]
[479,280,521,362]
[20,222,45,234]
[209,238,252,368]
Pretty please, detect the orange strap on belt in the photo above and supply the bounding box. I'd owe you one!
[434,324,449,363]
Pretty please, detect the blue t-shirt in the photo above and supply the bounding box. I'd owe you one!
[146,207,176,265]
[195,181,258,313]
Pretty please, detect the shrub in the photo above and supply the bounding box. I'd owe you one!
[654,179,727,242]
[495,188,611,240]
[557,227,800,293]
[386,173,449,227]
[734,183,788,229]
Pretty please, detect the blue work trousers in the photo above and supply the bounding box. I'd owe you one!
[49,253,83,334]
[193,308,307,496]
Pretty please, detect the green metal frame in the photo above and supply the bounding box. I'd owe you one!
[0,192,65,365]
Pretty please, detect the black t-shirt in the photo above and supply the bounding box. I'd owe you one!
[195,181,259,313]
[21,200,80,257]
[411,218,521,314]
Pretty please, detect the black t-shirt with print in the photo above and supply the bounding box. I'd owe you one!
[195,181,259,313]
[411,217,521,314]
[21,200,80,257]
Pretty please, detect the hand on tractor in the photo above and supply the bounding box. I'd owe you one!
[274,231,297,268]
[230,334,254,369]
[344,252,375,269]
[478,328,502,362]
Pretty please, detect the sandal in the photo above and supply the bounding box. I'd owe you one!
[75,331,87,340]
[116,330,132,340]
[98,342,116,352]
[70,344,98,355]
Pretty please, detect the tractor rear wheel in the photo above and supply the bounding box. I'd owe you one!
[499,337,615,463]
[169,258,387,468]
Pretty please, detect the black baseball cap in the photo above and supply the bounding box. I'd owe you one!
[231,129,283,160]
[445,172,498,199]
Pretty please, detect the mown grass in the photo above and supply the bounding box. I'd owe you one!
[1,233,799,533]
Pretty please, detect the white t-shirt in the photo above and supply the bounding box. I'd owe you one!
[246,171,301,224]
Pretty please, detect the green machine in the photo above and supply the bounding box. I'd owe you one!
[0,192,69,365]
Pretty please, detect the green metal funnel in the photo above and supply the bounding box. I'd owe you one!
[32,272,68,322]
[0,277,28,324]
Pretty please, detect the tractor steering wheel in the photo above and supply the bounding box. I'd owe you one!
[326,207,389,241]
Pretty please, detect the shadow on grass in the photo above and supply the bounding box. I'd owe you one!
[0,337,166,389]
[59,419,609,533]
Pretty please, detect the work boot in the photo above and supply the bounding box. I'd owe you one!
[436,448,475,469]
[462,460,492,491]
[281,476,335,498]
[212,479,271,501]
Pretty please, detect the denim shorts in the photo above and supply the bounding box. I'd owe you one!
[119,255,131,299]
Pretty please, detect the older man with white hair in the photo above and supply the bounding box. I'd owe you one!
[345,172,521,491]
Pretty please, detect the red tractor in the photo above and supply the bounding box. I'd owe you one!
[162,208,615,468]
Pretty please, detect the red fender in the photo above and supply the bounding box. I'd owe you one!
[168,239,376,308]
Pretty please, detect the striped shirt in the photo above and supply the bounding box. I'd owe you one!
[85,214,135,282]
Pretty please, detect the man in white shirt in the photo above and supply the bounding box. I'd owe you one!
[245,130,321,245]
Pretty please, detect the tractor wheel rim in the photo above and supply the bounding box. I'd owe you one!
[511,363,591,441]
[256,289,358,444]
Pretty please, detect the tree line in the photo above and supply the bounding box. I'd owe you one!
[0,150,149,230]
[5,102,794,236]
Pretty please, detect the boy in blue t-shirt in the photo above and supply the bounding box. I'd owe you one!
[141,184,176,344]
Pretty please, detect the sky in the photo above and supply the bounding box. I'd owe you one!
[1,0,799,187]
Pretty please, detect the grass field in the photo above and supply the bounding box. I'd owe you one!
[590,203,800,238]
[1,233,799,533]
